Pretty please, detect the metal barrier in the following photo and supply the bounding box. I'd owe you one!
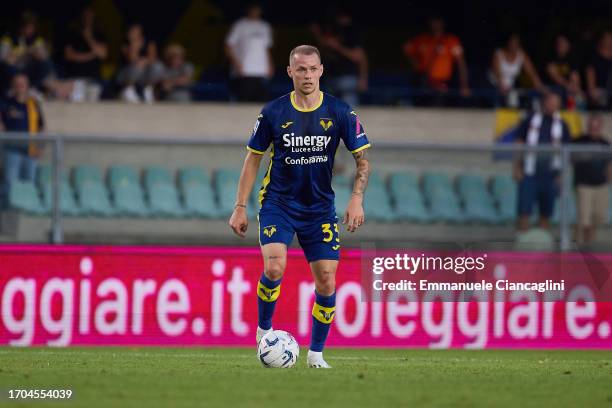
[1,132,611,250]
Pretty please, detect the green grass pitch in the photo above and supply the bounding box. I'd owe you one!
[0,347,611,407]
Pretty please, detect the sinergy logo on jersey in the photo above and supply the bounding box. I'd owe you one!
[282,132,331,165]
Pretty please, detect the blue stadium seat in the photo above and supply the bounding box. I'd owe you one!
[334,190,351,219]
[491,174,517,223]
[551,193,577,225]
[40,180,81,216]
[73,165,115,217]
[143,166,174,190]
[183,184,219,218]
[108,165,140,190]
[37,164,69,188]
[73,165,104,188]
[77,182,115,217]
[364,184,396,222]
[428,189,465,223]
[215,168,241,217]
[388,172,431,223]
[107,165,150,217]
[178,166,211,189]
[148,183,186,218]
[112,184,149,217]
[332,174,351,188]
[457,174,500,223]
[422,172,465,223]
[8,181,47,215]
[423,172,454,198]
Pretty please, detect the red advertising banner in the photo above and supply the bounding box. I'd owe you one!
[0,245,610,349]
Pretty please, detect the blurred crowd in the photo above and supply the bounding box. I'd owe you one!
[0,5,611,110]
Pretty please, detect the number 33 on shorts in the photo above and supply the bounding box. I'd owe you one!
[321,223,340,250]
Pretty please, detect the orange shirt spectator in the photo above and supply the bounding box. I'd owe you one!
[402,17,469,95]
[404,33,463,84]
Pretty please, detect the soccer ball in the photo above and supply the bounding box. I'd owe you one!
[257,330,300,368]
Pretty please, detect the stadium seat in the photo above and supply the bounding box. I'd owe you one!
[77,182,115,217]
[73,165,115,217]
[422,172,453,198]
[8,181,47,215]
[183,184,219,218]
[389,172,431,223]
[334,188,351,222]
[364,184,396,222]
[108,165,140,190]
[457,174,500,223]
[148,183,186,218]
[422,172,465,223]
[144,166,174,190]
[107,165,150,217]
[73,164,104,189]
[112,184,149,217]
[427,189,465,223]
[332,174,351,188]
[178,166,211,189]
[40,180,81,216]
[491,174,517,223]
[37,164,69,188]
[388,172,419,196]
[215,168,241,216]
[551,193,577,225]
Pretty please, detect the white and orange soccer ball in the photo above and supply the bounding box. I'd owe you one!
[257,330,300,368]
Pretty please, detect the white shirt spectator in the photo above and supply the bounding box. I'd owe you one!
[225,18,272,78]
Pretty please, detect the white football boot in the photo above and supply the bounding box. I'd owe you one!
[307,350,332,368]
[256,326,272,345]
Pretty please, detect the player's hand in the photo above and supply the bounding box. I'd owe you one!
[343,195,365,233]
[229,206,248,238]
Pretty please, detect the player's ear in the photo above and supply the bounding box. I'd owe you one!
[320,64,324,76]
[286,65,292,78]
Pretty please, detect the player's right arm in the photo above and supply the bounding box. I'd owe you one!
[229,110,272,238]
[229,151,262,237]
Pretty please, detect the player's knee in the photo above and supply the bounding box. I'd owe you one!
[315,269,336,295]
[264,261,285,281]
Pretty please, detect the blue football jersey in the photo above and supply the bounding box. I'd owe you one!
[247,91,370,217]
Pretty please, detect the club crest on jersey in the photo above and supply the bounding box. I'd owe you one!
[281,121,293,129]
[319,118,333,131]
[263,225,277,237]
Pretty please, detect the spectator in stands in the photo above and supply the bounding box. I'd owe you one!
[572,114,610,246]
[585,31,612,109]
[514,93,571,231]
[0,11,73,100]
[0,74,44,207]
[546,34,583,109]
[490,34,544,108]
[403,16,470,105]
[225,4,273,102]
[117,23,164,103]
[311,8,368,106]
[158,44,194,103]
[63,6,108,102]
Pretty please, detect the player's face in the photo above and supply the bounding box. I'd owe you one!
[287,53,323,96]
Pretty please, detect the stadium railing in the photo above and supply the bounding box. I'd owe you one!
[0,133,612,251]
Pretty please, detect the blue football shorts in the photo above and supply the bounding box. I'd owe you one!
[258,202,340,262]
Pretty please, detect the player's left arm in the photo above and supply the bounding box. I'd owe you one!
[344,147,370,233]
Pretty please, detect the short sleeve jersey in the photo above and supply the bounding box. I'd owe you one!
[247,91,370,217]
